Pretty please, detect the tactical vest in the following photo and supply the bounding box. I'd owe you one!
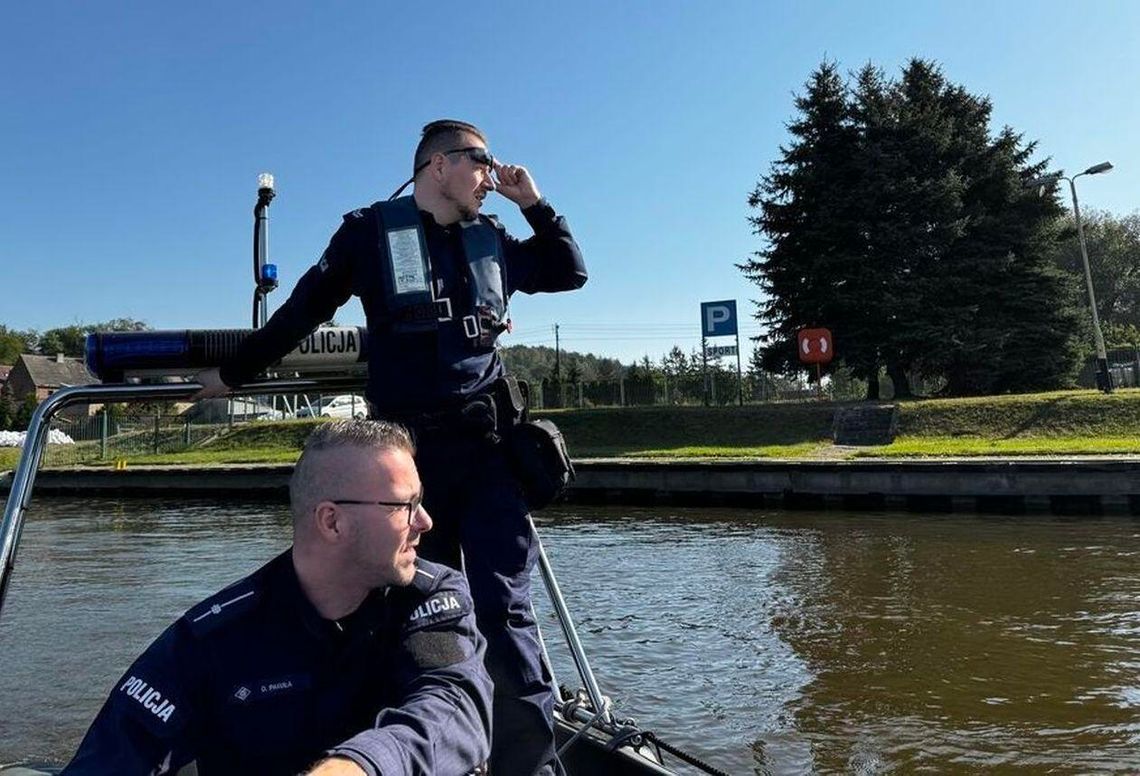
[371,196,507,346]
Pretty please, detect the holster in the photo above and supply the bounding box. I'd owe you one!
[460,376,527,443]
[460,395,498,440]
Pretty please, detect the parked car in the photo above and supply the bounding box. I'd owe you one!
[296,394,368,419]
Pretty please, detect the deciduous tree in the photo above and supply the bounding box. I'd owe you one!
[36,318,150,357]
[1046,210,1140,336]
[0,326,36,365]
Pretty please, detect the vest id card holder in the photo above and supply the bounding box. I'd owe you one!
[386,226,430,298]
[377,197,446,330]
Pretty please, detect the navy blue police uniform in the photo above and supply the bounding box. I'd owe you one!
[218,196,587,775]
[62,555,492,776]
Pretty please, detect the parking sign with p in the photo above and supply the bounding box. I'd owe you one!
[700,300,737,337]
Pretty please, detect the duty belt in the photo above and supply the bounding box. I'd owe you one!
[375,376,528,442]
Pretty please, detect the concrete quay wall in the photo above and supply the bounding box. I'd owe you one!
[4,458,1140,515]
[570,459,1140,514]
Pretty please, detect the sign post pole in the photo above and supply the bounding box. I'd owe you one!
[736,330,743,405]
[700,300,739,409]
[701,332,709,406]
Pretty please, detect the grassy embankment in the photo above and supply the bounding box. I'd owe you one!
[2,388,1139,469]
[0,421,318,470]
[543,389,1140,457]
[871,388,1140,456]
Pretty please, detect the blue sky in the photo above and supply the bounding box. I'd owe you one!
[3,1,1138,364]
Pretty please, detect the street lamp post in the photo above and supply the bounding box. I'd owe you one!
[1025,161,1115,393]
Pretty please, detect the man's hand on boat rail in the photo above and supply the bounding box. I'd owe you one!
[191,368,230,401]
[303,756,367,776]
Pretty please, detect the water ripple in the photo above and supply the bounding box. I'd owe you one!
[4,500,1140,772]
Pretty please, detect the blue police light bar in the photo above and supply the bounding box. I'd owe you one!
[85,327,368,382]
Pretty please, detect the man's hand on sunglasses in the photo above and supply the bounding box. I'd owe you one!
[492,161,541,209]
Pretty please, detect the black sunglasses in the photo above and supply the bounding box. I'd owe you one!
[412,146,495,175]
[447,146,494,168]
[331,491,424,527]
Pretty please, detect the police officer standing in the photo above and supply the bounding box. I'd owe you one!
[195,119,587,775]
[63,420,493,775]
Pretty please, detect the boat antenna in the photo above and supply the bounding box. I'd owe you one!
[252,172,278,328]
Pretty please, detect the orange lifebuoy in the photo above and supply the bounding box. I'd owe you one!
[797,328,834,364]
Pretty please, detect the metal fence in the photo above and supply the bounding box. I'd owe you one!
[1107,347,1140,389]
[1075,346,1140,389]
[2,363,1030,467]
[6,377,833,469]
[535,372,829,409]
[16,392,362,468]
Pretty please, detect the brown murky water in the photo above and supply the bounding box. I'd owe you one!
[1,497,1138,773]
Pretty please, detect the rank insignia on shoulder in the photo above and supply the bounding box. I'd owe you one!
[185,587,258,636]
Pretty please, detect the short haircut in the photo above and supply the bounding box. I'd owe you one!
[289,419,415,525]
[412,119,488,175]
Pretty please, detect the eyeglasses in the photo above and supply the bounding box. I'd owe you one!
[331,491,424,527]
[412,146,495,175]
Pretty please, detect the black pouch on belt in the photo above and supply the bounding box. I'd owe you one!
[507,418,576,510]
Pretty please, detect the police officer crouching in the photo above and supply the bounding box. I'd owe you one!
[62,420,492,776]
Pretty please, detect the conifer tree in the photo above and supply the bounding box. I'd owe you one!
[744,57,1082,397]
[740,62,875,391]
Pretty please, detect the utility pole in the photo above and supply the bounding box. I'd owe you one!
[554,324,561,382]
[553,323,562,409]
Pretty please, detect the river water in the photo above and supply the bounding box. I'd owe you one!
[1,496,1139,773]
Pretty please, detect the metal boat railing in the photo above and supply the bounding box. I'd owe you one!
[0,379,612,723]
[532,522,612,724]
